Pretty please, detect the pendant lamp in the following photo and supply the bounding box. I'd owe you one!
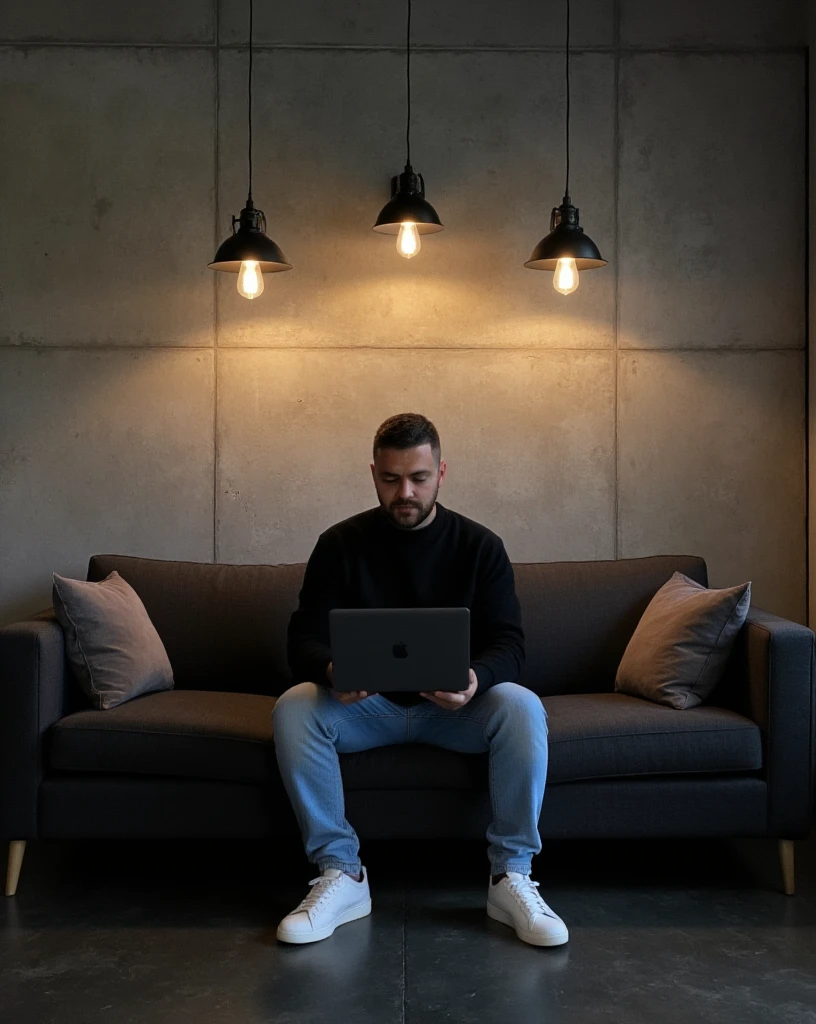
[525,0,606,294]
[209,0,291,298]
[373,0,443,258]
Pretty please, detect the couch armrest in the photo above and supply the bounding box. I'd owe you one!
[0,609,68,838]
[714,606,816,837]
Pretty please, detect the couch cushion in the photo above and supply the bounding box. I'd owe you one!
[50,691,277,785]
[541,692,762,783]
[50,688,762,789]
[339,692,762,789]
[49,688,491,789]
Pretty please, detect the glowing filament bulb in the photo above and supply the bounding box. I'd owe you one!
[237,260,264,299]
[553,257,579,295]
[397,221,421,259]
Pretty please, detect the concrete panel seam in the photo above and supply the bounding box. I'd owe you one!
[7,346,801,353]
[213,0,220,566]
[0,344,217,351]
[805,38,811,627]
[0,344,806,352]
[171,345,805,352]
[617,347,805,354]
[613,0,620,562]
[0,43,806,56]
[181,345,618,352]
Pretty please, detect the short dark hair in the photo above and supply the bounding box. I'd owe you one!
[373,413,441,466]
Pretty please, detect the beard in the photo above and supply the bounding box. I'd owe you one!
[382,486,439,530]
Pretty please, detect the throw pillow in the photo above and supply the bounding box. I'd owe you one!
[52,570,174,710]
[614,571,751,710]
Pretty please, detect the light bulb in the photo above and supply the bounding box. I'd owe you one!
[397,221,421,259]
[237,260,264,299]
[553,257,579,295]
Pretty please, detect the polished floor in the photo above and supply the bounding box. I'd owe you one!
[2,831,816,1023]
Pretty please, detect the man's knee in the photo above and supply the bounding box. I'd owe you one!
[273,681,325,724]
[485,681,547,723]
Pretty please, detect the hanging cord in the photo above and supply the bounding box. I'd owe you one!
[405,0,412,167]
[247,0,254,202]
[564,0,570,198]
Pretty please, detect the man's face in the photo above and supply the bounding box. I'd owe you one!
[371,444,446,530]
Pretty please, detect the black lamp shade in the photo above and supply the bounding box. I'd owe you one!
[372,166,444,234]
[209,230,291,272]
[525,197,606,271]
[525,223,606,270]
[209,201,292,273]
[373,192,444,234]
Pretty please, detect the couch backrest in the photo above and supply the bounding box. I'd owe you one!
[513,555,707,695]
[87,552,707,698]
[88,554,303,697]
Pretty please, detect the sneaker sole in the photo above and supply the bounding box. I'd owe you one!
[486,901,569,947]
[276,897,372,944]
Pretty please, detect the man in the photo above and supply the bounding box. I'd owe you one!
[272,412,567,947]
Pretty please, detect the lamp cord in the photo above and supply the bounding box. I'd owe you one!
[406,0,412,167]
[564,0,570,198]
[248,0,254,202]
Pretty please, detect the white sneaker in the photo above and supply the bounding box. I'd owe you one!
[276,867,372,944]
[486,871,569,947]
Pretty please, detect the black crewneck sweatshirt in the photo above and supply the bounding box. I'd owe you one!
[286,502,525,706]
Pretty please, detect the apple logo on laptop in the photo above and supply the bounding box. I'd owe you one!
[392,641,408,659]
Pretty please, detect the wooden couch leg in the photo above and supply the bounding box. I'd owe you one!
[6,841,26,896]
[778,839,795,896]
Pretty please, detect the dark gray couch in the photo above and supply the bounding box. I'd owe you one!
[2,552,814,898]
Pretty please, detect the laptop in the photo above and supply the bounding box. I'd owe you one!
[329,607,471,693]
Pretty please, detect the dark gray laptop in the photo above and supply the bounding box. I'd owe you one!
[329,607,470,693]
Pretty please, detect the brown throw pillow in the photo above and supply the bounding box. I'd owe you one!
[52,570,174,710]
[614,571,751,710]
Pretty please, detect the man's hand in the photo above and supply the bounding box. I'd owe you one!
[327,661,377,704]
[420,668,478,710]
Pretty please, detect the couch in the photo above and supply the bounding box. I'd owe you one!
[2,552,814,898]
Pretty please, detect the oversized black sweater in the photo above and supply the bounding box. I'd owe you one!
[286,501,525,706]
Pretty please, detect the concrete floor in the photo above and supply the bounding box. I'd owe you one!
[2,832,816,1024]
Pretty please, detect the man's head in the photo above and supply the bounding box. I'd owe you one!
[371,413,447,530]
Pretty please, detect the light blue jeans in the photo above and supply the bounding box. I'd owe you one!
[271,681,549,877]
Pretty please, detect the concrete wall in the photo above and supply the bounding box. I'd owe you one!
[0,0,808,625]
